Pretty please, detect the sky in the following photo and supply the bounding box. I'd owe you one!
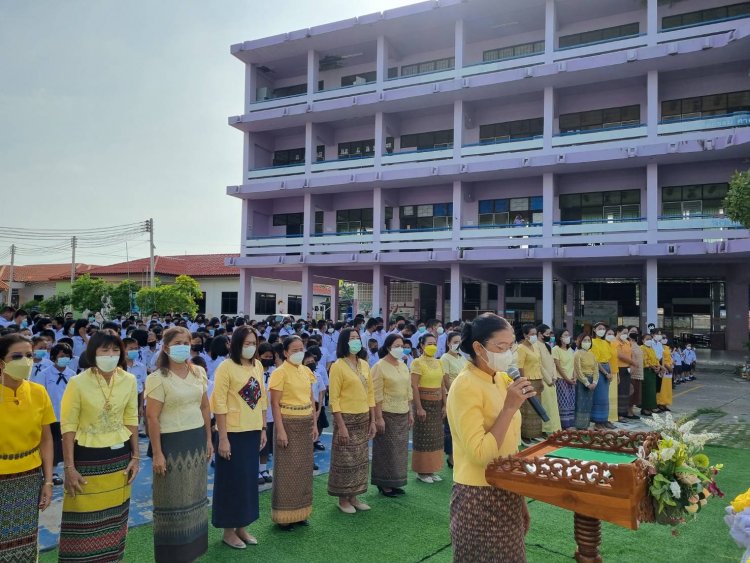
[0,0,414,266]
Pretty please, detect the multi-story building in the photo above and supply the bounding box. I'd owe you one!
[227,0,750,350]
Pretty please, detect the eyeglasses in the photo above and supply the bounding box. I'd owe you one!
[8,352,33,361]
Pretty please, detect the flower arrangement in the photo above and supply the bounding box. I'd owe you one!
[640,412,723,528]
[725,488,750,563]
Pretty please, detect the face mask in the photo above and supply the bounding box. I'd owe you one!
[528,335,538,345]
[20,320,28,329]
[288,351,305,365]
[69,327,75,336]
[34,350,48,360]
[348,340,363,354]
[242,345,257,359]
[450,343,460,353]
[403,348,412,355]
[191,344,203,352]
[436,327,444,335]
[95,355,120,372]
[686,345,692,350]
[260,358,274,368]
[418,326,426,334]
[424,344,438,357]
[482,346,513,373]
[605,334,615,342]
[389,347,404,359]
[148,342,157,349]
[209,329,215,337]
[629,333,638,340]
[168,345,191,363]
[595,329,606,338]
[56,357,71,368]
[127,350,139,361]
[644,340,653,348]
[581,341,592,351]
[305,362,317,372]
[327,328,334,334]
[548,335,555,345]
[562,336,571,345]
[619,333,629,342]
[89,317,96,323]
[397,324,405,331]
[369,347,378,355]
[2,357,33,381]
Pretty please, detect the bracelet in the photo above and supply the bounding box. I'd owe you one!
[44,481,54,487]
[131,456,141,460]
[63,464,75,469]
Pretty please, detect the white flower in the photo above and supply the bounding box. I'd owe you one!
[660,447,676,461]
[678,419,699,434]
[670,480,682,499]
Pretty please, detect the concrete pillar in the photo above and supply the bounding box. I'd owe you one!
[331,282,339,321]
[544,0,556,63]
[542,173,554,247]
[554,280,564,329]
[646,163,658,243]
[726,274,750,351]
[647,0,658,45]
[454,19,465,75]
[372,265,383,318]
[384,279,391,321]
[376,35,390,88]
[304,122,314,173]
[307,49,319,97]
[639,281,648,331]
[243,132,254,175]
[565,283,575,331]
[497,281,506,317]
[373,187,382,251]
[542,261,554,326]
[450,263,462,321]
[245,63,257,110]
[647,70,659,139]
[452,181,463,247]
[453,99,464,159]
[480,282,489,311]
[239,269,252,317]
[543,87,554,150]
[374,112,385,167]
[301,267,314,321]
[303,193,312,248]
[645,259,658,327]
[436,282,444,321]
[241,199,251,242]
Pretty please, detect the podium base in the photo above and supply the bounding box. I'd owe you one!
[574,512,602,563]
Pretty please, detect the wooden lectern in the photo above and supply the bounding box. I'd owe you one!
[486,429,659,563]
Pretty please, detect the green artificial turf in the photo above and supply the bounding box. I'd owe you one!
[40,445,748,562]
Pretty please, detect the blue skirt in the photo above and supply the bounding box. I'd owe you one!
[591,364,610,424]
[212,430,260,529]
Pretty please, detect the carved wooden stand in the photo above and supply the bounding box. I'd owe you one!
[574,513,602,563]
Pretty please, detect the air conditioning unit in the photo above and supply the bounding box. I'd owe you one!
[256,87,271,101]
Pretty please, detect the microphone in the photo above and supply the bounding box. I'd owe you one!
[507,366,550,423]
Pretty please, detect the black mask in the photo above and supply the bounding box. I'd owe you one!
[369,347,378,354]
[191,344,203,352]
[306,362,317,372]
[260,358,274,369]
[148,342,156,348]
[629,333,638,340]
[397,324,405,330]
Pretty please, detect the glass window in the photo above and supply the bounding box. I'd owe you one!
[560,194,581,209]
[529,197,543,211]
[509,198,529,212]
[603,191,621,205]
[581,192,603,206]
[287,295,302,316]
[683,185,702,200]
[621,190,641,204]
[255,292,276,316]
[221,292,238,315]
[401,206,414,217]
[417,205,433,217]
[662,202,682,217]
[559,23,639,48]
[662,186,683,202]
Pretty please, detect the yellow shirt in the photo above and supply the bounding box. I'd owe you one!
[663,346,673,369]
[614,339,632,369]
[573,350,599,385]
[440,352,468,385]
[411,355,444,388]
[552,346,575,383]
[516,343,542,380]
[591,338,612,364]
[269,360,316,417]
[210,358,267,432]
[328,358,375,414]
[535,341,556,385]
[61,368,138,448]
[372,358,413,414]
[641,345,660,369]
[0,381,56,474]
[145,367,208,434]
[446,363,521,487]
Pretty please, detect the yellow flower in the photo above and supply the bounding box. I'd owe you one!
[692,454,709,469]
[731,489,750,513]
[685,503,699,514]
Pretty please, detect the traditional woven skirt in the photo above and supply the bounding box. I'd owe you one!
[412,390,444,474]
[630,373,642,408]
[617,367,631,417]
[575,377,594,429]
[641,368,658,411]
[272,414,314,524]
[591,365,610,424]
[520,380,545,440]
[657,374,673,406]
[212,430,260,528]
[0,468,42,563]
[328,412,370,497]
[607,364,618,422]
[541,381,561,434]
[450,484,527,563]
[152,426,208,563]
[59,443,132,562]
[556,379,576,429]
[371,411,409,489]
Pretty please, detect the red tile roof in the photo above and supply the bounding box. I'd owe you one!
[82,254,239,278]
[0,263,96,284]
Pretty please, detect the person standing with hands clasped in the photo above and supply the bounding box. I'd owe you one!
[447,314,533,562]
[59,331,139,562]
[145,327,212,562]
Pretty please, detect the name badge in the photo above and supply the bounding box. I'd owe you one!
[111,443,125,450]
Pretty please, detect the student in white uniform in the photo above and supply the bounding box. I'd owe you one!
[42,342,75,485]
[257,342,277,484]
[70,319,90,357]
[30,336,53,383]
[123,337,148,435]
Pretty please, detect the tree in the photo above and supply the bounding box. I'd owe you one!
[71,273,111,313]
[21,298,43,311]
[109,280,141,314]
[726,170,750,229]
[39,294,72,317]
[135,275,201,316]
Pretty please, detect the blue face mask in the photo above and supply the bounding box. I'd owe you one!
[209,329,215,337]
[56,357,71,368]
[20,320,28,329]
[348,340,363,354]
[403,348,412,355]
[34,350,48,360]
[418,326,426,334]
[168,345,191,364]
[127,350,139,361]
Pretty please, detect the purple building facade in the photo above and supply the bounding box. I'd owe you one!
[227,0,750,350]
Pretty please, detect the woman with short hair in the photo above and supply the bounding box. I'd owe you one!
[552,329,576,430]
[573,333,598,429]
[516,324,544,442]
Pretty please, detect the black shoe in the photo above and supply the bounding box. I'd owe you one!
[296,520,310,526]
[257,475,266,485]
[447,457,453,469]
[52,474,64,486]
[278,524,294,532]
[391,487,406,495]
[313,441,326,451]
[377,486,399,497]
[262,470,273,483]
[313,463,319,471]
[640,410,653,417]
[625,414,640,420]
[604,422,617,429]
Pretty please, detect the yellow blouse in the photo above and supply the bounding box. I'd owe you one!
[591,338,612,364]
[516,343,542,380]
[552,346,575,383]
[535,341,556,385]
[663,346,673,369]
[446,363,521,487]
[440,352,468,385]
[614,339,632,369]
[61,368,138,448]
[210,358,267,432]
[573,350,600,385]
[641,345,660,370]
[328,358,375,415]
[410,355,444,388]
[0,381,56,474]
[269,360,316,417]
[372,358,413,414]
[145,367,208,434]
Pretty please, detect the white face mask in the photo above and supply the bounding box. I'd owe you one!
[242,345,256,359]
[605,334,615,342]
[288,351,305,365]
[596,329,606,338]
[686,345,692,350]
[96,355,120,373]
[619,333,629,342]
[644,340,653,347]
[581,341,592,351]
[389,347,404,359]
[561,336,571,345]
[528,335,538,345]
[482,346,513,373]
[450,343,460,353]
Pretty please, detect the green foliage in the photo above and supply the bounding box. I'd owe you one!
[21,298,43,311]
[135,275,201,316]
[39,294,72,317]
[726,169,750,229]
[109,280,141,314]
[71,273,111,313]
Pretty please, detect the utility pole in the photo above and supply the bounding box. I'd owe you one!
[70,236,77,284]
[7,245,15,306]
[148,218,155,287]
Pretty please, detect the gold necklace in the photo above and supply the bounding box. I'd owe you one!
[94,369,116,411]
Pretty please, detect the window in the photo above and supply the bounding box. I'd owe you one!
[400,129,454,151]
[560,190,641,222]
[661,183,728,217]
[662,2,750,30]
[483,40,545,62]
[400,203,453,230]
[272,83,306,98]
[336,208,373,233]
[559,23,639,49]
[272,213,304,236]
[559,105,640,134]
[661,90,750,122]
[341,71,377,87]
[273,146,325,166]
[255,292,276,316]
[400,57,454,77]
[314,211,324,234]
[479,118,544,143]
[478,197,543,226]
[33,295,44,302]
[288,295,302,316]
[221,292,238,315]
[338,139,375,159]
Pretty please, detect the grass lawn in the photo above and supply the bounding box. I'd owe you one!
[41,445,748,562]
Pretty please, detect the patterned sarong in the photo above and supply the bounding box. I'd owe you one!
[556,379,576,429]
[520,380,544,439]
[371,411,409,489]
[0,468,42,563]
[272,414,314,524]
[412,390,444,474]
[575,377,594,429]
[328,413,370,497]
[591,365,610,424]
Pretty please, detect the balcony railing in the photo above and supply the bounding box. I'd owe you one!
[660,11,750,33]
[247,162,305,180]
[310,155,375,172]
[381,146,454,165]
[552,123,647,146]
[657,111,750,135]
[462,135,543,156]
[462,52,545,77]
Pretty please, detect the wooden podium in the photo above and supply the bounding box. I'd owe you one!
[485,429,659,563]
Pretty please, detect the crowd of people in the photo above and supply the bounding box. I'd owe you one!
[0,304,699,562]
